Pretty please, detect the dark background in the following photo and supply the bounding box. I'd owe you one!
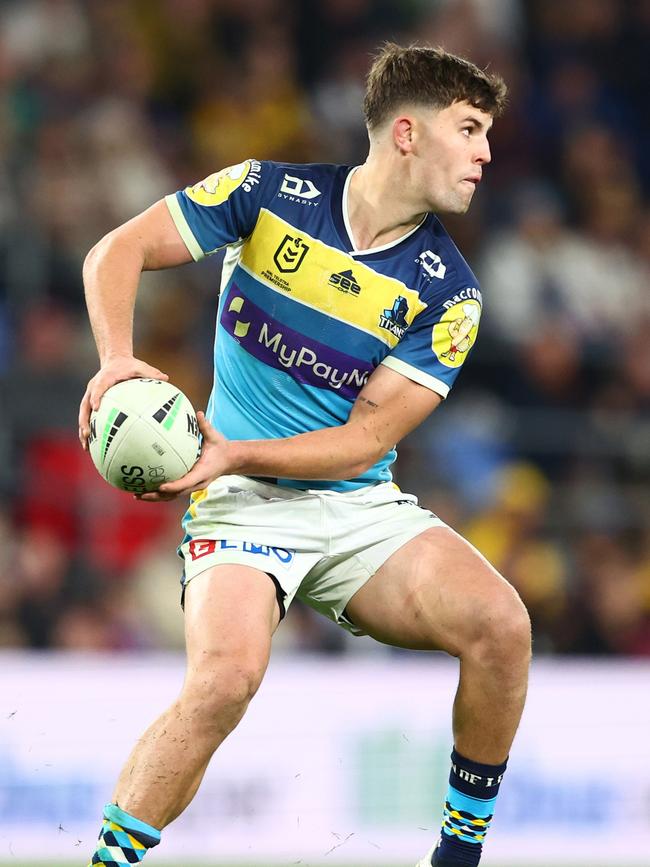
[0,0,648,655]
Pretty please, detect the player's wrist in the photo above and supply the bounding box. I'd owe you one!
[221,438,250,476]
[100,350,135,364]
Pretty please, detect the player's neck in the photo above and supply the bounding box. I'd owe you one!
[346,160,427,251]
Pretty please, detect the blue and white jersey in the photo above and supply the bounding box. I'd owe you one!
[165,160,484,491]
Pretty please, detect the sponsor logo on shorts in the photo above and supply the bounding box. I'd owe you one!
[188,539,295,565]
[220,287,372,399]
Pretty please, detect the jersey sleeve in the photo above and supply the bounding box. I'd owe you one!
[381,285,483,398]
[164,159,269,260]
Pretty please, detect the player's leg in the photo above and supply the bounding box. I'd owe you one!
[88,564,281,866]
[344,525,531,867]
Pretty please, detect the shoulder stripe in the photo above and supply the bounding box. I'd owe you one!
[381,356,450,397]
[165,194,204,261]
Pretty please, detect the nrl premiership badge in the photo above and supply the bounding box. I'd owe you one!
[273,234,310,273]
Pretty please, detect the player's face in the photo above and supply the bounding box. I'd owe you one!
[413,100,493,214]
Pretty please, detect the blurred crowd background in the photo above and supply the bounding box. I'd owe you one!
[0,0,648,656]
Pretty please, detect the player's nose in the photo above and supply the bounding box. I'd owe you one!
[475,137,492,165]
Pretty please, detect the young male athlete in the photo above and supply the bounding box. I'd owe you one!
[79,44,530,867]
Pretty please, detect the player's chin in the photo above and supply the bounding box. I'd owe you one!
[439,198,471,216]
[434,190,473,215]
[456,186,475,211]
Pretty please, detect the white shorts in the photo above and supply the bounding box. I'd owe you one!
[178,475,445,635]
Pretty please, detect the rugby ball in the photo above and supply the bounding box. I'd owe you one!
[88,378,200,493]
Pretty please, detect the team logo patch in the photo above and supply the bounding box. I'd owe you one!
[185,161,251,207]
[432,300,481,367]
[273,234,310,273]
[379,296,410,339]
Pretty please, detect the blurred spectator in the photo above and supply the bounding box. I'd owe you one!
[462,462,570,653]
[0,0,648,656]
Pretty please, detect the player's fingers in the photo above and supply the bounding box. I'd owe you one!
[89,379,111,412]
[78,388,92,449]
[78,388,90,430]
[135,491,177,502]
[157,476,200,497]
[196,411,218,440]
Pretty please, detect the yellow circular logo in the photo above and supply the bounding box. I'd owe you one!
[432,300,481,368]
[185,161,250,207]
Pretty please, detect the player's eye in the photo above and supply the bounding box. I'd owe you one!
[462,127,472,137]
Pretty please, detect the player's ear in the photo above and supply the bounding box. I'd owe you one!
[393,116,415,154]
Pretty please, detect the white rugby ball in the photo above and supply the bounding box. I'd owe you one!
[88,378,200,493]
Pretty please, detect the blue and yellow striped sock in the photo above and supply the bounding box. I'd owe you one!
[88,803,161,866]
[435,748,508,866]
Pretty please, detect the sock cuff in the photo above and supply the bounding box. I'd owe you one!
[451,748,508,777]
[103,803,162,846]
[449,748,508,799]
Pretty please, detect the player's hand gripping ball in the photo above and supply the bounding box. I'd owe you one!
[88,378,200,493]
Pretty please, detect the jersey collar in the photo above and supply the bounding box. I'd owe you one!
[334,165,430,259]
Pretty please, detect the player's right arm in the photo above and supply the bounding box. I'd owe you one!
[78,199,194,449]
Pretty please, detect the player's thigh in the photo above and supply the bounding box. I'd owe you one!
[344,525,528,654]
[183,564,282,682]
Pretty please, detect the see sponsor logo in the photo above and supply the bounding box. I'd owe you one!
[328,268,361,296]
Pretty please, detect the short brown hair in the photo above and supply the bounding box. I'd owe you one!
[363,43,507,130]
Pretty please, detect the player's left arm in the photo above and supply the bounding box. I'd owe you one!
[139,365,442,500]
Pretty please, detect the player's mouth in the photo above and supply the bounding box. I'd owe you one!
[462,175,481,186]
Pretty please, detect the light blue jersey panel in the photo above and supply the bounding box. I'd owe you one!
[210,330,396,490]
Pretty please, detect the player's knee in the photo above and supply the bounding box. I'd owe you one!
[182,651,267,729]
[470,585,531,670]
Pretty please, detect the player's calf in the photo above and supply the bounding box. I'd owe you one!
[433,588,530,866]
[88,650,270,865]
